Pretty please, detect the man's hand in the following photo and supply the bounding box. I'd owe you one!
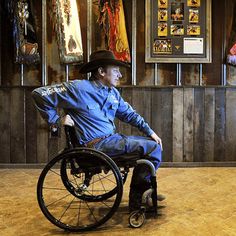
[61,114,75,127]
[150,132,163,151]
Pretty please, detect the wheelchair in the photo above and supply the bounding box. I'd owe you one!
[37,126,159,232]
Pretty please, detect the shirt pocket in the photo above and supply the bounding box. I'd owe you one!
[87,103,100,114]
[108,103,118,118]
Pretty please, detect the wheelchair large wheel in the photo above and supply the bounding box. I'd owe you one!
[37,148,123,232]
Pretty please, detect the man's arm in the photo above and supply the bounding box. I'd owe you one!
[115,97,153,135]
[115,95,163,150]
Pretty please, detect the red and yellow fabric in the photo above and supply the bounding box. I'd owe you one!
[98,0,131,63]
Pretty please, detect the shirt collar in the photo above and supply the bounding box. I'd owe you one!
[91,79,111,92]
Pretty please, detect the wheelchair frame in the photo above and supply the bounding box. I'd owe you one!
[36,126,158,231]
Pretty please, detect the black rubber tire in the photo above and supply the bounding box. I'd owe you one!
[37,148,123,232]
[129,210,146,228]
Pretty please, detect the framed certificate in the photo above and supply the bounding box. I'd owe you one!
[145,0,211,63]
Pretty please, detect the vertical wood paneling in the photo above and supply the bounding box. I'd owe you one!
[202,0,224,85]
[25,88,37,163]
[48,135,59,161]
[183,88,194,162]
[193,88,205,162]
[10,89,26,163]
[214,88,226,161]
[225,88,236,161]
[116,88,133,136]
[161,89,173,162]
[131,88,151,136]
[182,64,200,85]
[0,89,10,163]
[151,89,162,139]
[158,64,177,85]
[172,88,184,162]
[36,113,48,163]
[204,88,215,162]
[1,87,236,163]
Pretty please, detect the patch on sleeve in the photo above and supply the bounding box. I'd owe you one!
[41,85,67,96]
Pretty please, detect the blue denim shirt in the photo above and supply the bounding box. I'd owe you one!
[32,79,154,145]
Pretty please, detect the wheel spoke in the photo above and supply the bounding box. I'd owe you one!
[58,197,76,221]
[43,187,67,191]
[98,174,116,185]
[76,199,82,227]
[45,193,72,208]
[90,173,114,185]
[98,174,107,193]
[49,169,60,177]
[84,201,98,223]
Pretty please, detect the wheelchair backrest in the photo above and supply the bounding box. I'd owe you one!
[64,126,81,149]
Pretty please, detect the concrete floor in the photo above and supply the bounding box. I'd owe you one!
[0,167,236,236]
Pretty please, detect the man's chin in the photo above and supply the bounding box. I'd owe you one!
[113,81,120,87]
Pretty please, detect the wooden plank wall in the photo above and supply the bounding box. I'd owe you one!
[0,87,236,164]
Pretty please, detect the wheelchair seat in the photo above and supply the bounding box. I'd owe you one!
[64,125,140,167]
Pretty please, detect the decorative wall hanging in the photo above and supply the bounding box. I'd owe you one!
[97,0,131,63]
[145,0,211,63]
[6,0,40,65]
[50,0,83,64]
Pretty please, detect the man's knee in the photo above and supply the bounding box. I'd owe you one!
[148,141,162,161]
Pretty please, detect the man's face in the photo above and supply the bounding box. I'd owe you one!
[100,66,122,87]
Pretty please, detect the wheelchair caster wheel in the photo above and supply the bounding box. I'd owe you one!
[129,210,146,228]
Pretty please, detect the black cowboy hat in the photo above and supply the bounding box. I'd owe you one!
[79,50,130,74]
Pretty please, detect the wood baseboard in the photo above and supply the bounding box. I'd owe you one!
[0,162,236,169]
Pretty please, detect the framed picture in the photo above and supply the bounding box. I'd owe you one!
[158,9,168,21]
[158,0,168,8]
[187,25,201,35]
[187,0,201,7]
[145,0,211,63]
[153,39,172,54]
[171,3,184,21]
[189,9,199,23]
[158,23,168,36]
[170,25,184,35]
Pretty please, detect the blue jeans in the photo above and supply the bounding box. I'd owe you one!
[94,133,162,170]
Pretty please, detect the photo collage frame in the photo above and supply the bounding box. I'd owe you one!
[146,0,211,63]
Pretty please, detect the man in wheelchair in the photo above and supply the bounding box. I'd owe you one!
[32,50,165,214]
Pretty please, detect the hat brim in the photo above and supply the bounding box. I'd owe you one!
[79,58,130,74]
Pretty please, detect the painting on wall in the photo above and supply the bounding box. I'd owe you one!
[50,0,83,64]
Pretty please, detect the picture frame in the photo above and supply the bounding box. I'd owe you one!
[145,0,211,63]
